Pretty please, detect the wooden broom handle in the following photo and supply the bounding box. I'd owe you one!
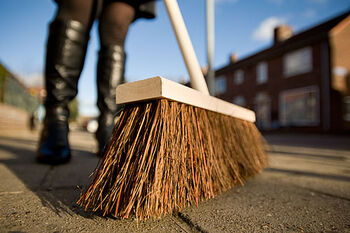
[163,0,210,95]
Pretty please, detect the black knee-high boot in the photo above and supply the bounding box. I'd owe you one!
[36,19,89,164]
[96,45,125,155]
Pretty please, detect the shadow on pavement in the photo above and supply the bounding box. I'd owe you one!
[299,186,350,202]
[267,150,347,161]
[265,167,350,182]
[264,133,350,151]
[0,134,100,219]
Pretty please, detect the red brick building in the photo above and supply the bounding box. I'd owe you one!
[214,10,350,133]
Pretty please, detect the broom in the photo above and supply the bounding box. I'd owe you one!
[77,0,267,220]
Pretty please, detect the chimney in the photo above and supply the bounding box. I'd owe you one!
[201,66,208,76]
[274,25,293,44]
[229,53,238,63]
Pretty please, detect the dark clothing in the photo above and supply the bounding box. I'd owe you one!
[104,0,156,20]
[54,0,156,22]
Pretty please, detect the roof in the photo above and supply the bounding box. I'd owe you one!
[216,9,350,74]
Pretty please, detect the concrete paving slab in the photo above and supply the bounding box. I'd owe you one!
[0,187,187,233]
[0,164,29,193]
[0,136,51,191]
[44,151,98,189]
[180,173,350,233]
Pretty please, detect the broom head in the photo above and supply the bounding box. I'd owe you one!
[77,77,267,220]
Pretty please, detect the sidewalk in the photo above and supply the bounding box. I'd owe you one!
[0,129,349,232]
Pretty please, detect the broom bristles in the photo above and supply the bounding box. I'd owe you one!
[77,99,267,219]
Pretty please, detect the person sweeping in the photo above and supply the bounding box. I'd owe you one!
[36,0,156,164]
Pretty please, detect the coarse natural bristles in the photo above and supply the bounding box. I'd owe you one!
[77,99,267,220]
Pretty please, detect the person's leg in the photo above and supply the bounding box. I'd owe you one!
[98,1,135,46]
[96,2,135,154]
[55,0,94,26]
[36,0,94,164]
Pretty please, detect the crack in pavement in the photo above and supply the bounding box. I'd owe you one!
[172,212,210,233]
[38,166,55,189]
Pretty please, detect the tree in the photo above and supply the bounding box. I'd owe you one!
[68,97,79,122]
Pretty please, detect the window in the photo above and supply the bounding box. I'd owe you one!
[215,76,227,95]
[333,66,348,76]
[279,86,319,126]
[233,96,246,107]
[333,66,348,93]
[234,69,244,85]
[283,47,312,77]
[344,96,350,122]
[256,62,268,84]
[255,93,271,129]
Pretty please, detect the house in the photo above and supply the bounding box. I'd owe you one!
[214,10,350,133]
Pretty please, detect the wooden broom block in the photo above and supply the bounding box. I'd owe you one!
[116,76,256,123]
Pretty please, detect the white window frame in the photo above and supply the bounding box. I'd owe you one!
[283,47,313,77]
[279,85,320,126]
[256,62,268,84]
[234,69,244,85]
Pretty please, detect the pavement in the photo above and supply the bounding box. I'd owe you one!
[0,128,349,233]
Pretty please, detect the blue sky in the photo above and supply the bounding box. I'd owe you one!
[0,0,349,116]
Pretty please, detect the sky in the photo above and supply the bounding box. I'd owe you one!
[0,0,349,116]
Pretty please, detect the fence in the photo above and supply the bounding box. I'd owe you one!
[0,63,40,113]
